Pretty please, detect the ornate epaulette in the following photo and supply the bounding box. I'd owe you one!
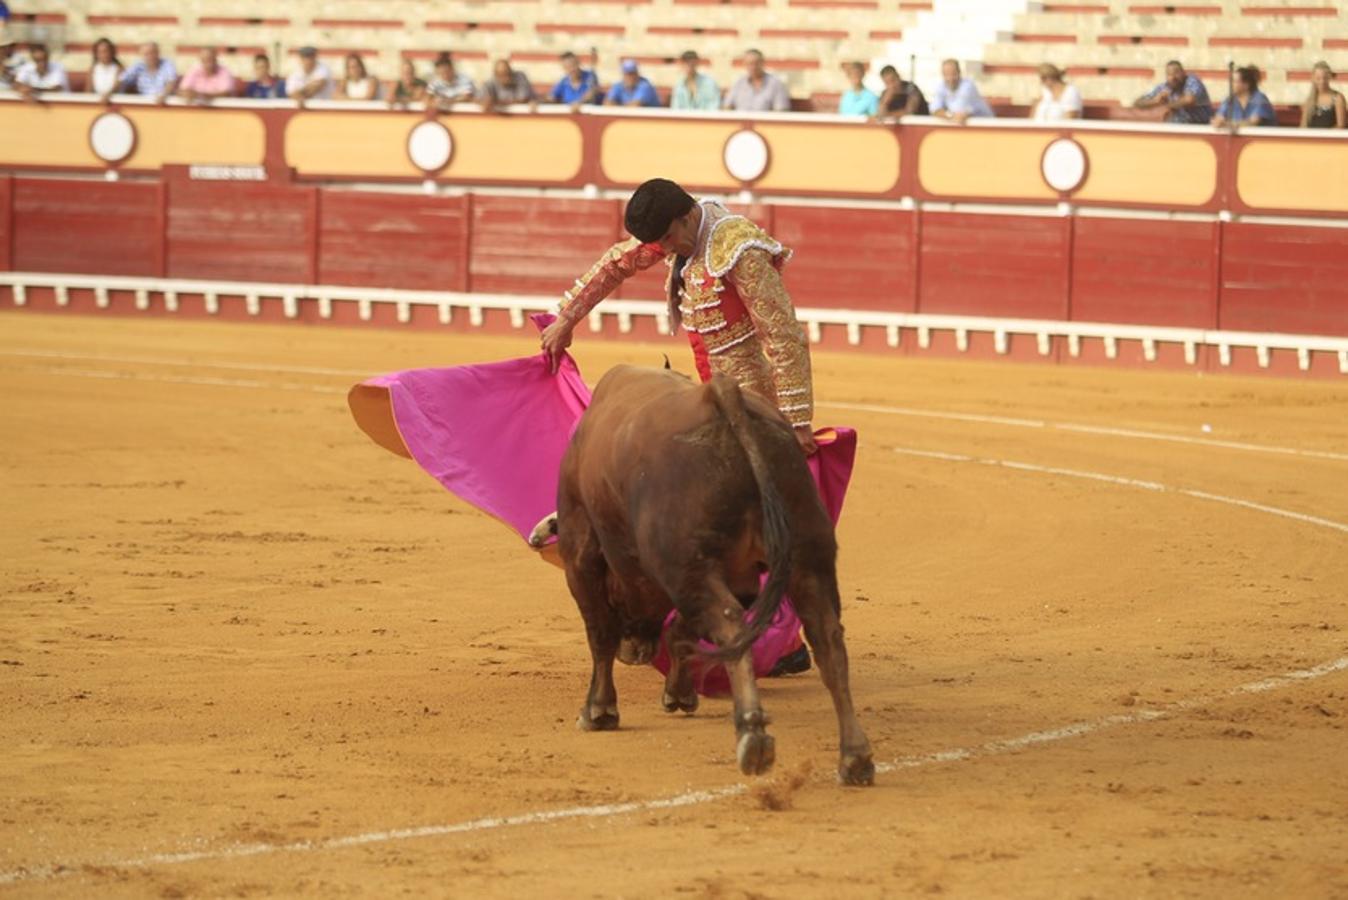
[704,216,790,278]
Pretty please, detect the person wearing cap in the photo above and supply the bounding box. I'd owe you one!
[540,178,817,456]
[670,50,720,111]
[285,46,333,103]
[113,42,178,104]
[603,59,659,107]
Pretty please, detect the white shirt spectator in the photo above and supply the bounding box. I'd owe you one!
[16,59,69,92]
[286,61,333,100]
[1033,83,1083,122]
[91,61,121,95]
[343,76,380,100]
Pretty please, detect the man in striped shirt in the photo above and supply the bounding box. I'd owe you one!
[115,42,178,103]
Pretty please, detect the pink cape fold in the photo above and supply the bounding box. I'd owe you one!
[352,352,590,543]
[348,334,857,698]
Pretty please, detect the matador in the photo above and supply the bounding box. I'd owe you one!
[540,178,818,455]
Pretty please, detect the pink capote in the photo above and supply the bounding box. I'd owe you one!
[348,319,857,697]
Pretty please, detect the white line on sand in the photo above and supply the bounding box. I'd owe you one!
[3,348,1345,462]
[0,348,369,377]
[823,400,1348,463]
[892,446,1348,535]
[5,365,349,395]
[3,655,1345,886]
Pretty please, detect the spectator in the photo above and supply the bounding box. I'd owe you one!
[425,52,475,110]
[1134,60,1212,124]
[930,59,993,123]
[178,46,237,104]
[285,46,333,103]
[243,54,285,99]
[1032,63,1081,122]
[1302,61,1346,129]
[671,50,720,111]
[838,61,878,116]
[724,49,790,112]
[339,53,379,100]
[1213,65,1276,129]
[114,41,178,103]
[1,24,26,89]
[604,59,659,107]
[88,37,123,97]
[550,51,600,109]
[876,64,928,118]
[14,42,68,98]
[480,59,534,112]
[388,59,426,109]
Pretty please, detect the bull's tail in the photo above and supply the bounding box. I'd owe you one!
[706,376,792,663]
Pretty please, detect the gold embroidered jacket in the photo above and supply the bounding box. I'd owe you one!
[557,212,814,429]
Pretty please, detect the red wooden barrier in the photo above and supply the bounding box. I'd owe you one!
[0,175,11,273]
[165,181,317,283]
[772,206,917,312]
[317,191,472,292]
[918,212,1071,320]
[1219,223,1348,337]
[13,179,163,277]
[468,195,621,296]
[1070,218,1218,328]
[4,175,1346,355]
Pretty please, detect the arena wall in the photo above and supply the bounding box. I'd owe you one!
[1,95,1345,377]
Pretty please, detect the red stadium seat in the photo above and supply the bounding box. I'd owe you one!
[310,19,407,29]
[424,21,516,32]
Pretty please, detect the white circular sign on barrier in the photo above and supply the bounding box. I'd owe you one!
[407,120,453,173]
[1041,138,1087,194]
[89,112,136,164]
[723,129,770,183]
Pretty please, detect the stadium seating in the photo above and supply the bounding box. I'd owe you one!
[5,0,1344,108]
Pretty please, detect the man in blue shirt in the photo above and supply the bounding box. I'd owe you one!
[1212,65,1277,129]
[603,59,659,107]
[550,51,600,109]
[930,59,993,123]
[116,42,178,103]
[1135,60,1213,124]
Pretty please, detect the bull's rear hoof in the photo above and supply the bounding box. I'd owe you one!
[577,705,620,732]
[661,691,699,714]
[736,731,776,776]
[839,754,875,786]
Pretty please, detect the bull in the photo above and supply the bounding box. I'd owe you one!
[555,364,874,786]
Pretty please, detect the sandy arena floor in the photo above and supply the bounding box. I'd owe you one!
[2,313,1347,898]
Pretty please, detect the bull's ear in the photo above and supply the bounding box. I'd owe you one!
[662,354,672,370]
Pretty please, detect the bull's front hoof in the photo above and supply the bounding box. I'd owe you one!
[839,753,875,787]
[577,705,620,732]
[661,690,699,714]
[736,731,776,776]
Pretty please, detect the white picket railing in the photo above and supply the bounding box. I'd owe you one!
[2,270,1345,374]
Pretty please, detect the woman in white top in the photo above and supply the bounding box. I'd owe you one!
[89,38,123,96]
[339,53,380,101]
[1032,63,1082,122]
